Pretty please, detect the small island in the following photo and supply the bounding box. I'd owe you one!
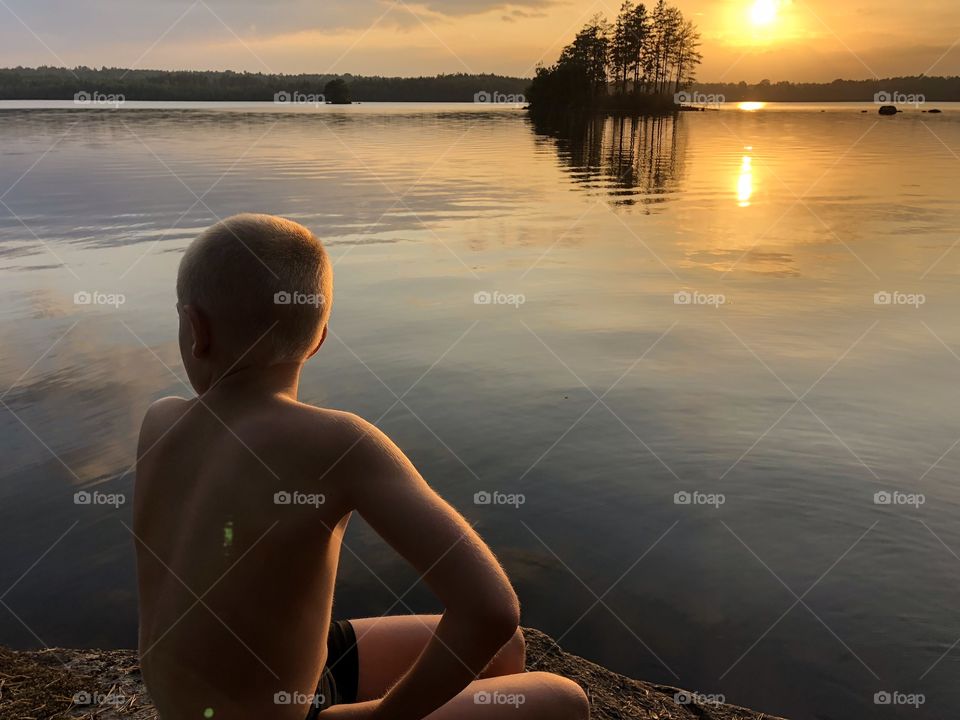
[324,78,352,105]
[527,0,702,116]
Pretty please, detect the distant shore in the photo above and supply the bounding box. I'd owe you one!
[1,67,958,104]
[0,628,787,720]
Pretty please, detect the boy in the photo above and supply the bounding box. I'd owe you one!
[134,214,589,720]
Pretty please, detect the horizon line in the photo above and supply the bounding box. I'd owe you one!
[3,65,960,86]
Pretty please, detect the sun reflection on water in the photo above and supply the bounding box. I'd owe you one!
[737,153,754,207]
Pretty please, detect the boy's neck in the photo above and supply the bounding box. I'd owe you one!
[204,361,304,401]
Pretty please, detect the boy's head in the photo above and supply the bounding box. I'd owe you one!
[176,214,333,392]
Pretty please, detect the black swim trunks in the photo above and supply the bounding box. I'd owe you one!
[305,620,360,719]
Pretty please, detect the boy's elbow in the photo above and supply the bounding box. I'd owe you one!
[474,590,521,644]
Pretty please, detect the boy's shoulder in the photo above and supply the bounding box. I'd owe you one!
[285,401,400,472]
[144,395,193,419]
[137,395,389,465]
[285,400,383,449]
[137,396,194,451]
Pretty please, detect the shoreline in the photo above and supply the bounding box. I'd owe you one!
[0,628,787,719]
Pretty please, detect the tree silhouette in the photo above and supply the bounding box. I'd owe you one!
[528,1,703,113]
[672,19,702,93]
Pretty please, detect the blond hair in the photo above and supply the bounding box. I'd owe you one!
[177,214,333,363]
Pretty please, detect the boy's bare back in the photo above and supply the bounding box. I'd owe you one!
[136,391,356,719]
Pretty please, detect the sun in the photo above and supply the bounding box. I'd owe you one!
[749,0,779,26]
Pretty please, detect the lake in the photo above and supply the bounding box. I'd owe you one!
[1,101,959,719]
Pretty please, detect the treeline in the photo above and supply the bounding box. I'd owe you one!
[528,0,702,113]
[0,67,530,102]
[694,76,960,102]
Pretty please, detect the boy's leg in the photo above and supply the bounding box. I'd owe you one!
[323,673,588,720]
[349,615,526,701]
[421,673,589,720]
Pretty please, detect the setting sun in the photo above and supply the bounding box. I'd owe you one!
[749,0,780,26]
[726,0,799,49]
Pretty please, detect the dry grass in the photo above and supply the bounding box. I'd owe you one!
[0,645,155,720]
[524,628,787,720]
[0,645,86,719]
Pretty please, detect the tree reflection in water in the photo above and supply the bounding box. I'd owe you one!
[529,112,688,211]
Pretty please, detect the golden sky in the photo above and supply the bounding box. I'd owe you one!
[1,0,958,81]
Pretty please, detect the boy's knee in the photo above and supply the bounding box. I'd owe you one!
[506,626,527,670]
[528,672,590,720]
[556,676,590,720]
[488,626,526,676]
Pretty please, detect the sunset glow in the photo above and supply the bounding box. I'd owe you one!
[0,0,957,82]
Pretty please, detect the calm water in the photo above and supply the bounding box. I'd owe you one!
[2,101,960,719]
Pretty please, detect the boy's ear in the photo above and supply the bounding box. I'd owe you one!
[306,325,328,360]
[183,305,211,359]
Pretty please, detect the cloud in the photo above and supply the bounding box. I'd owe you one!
[503,7,550,19]
[410,0,560,17]
[1,1,415,53]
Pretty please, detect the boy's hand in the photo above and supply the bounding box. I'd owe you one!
[341,415,520,720]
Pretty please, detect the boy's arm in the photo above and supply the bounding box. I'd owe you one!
[329,415,520,720]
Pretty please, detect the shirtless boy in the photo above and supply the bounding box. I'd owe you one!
[134,214,589,720]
